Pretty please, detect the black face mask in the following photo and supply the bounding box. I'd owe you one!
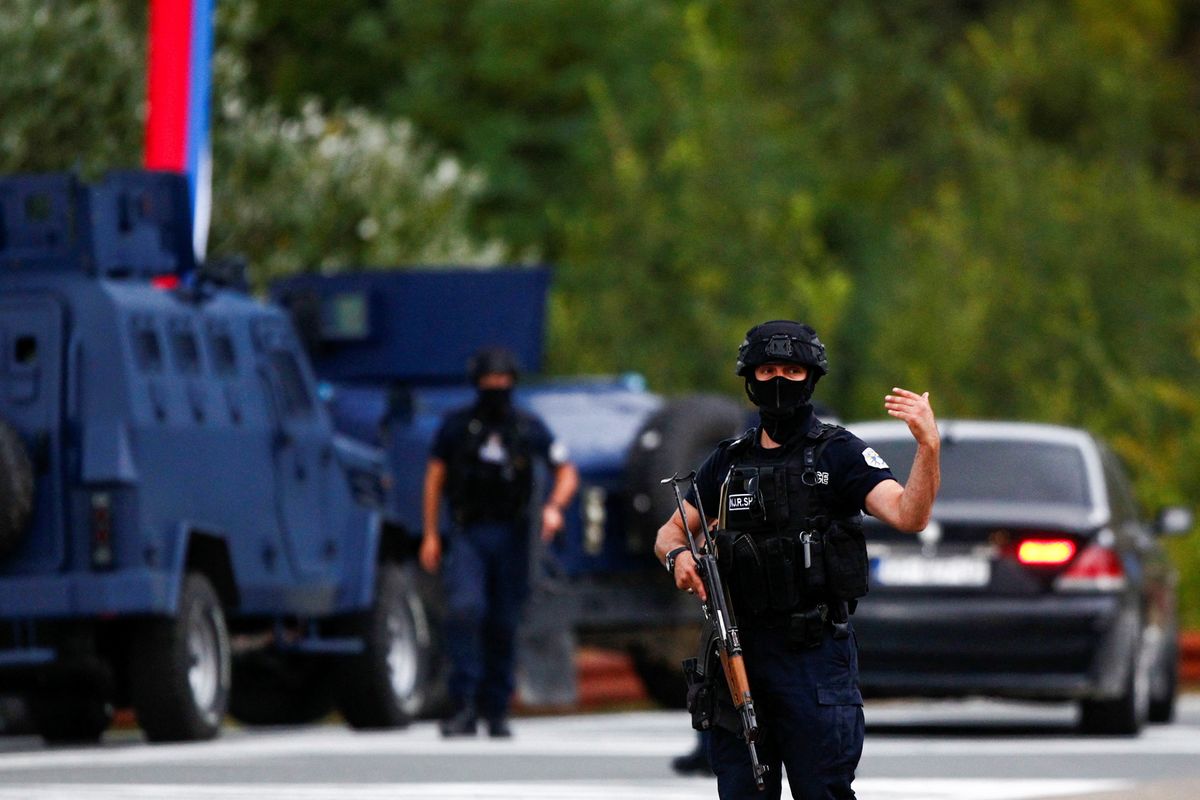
[476,387,513,419]
[746,376,815,443]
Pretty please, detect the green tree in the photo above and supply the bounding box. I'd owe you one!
[0,0,145,177]
[10,0,1200,620]
[0,0,501,287]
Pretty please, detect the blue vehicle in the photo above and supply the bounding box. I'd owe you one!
[271,268,748,709]
[0,171,422,742]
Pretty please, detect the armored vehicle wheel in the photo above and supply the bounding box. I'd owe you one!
[130,573,231,742]
[28,689,113,744]
[0,419,34,559]
[230,652,335,726]
[334,562,433,729]
[625,394,745,552]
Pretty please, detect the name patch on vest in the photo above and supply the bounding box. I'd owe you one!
[728,493,755,510]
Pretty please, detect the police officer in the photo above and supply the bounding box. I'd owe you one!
[655,320,940,799]
[421,346,578,738]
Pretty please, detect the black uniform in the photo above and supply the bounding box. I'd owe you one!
[686,410,894,800]
[432,403,565,721]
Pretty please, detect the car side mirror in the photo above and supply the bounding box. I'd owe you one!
[1154,506,1194,536]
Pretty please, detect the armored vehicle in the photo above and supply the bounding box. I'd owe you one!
[272,268,748,708]
[0,171,419,742]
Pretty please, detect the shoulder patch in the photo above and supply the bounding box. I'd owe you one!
[862,447,889,469]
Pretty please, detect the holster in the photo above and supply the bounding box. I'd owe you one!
[681,626,741,736]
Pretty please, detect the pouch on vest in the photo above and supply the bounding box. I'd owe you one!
[822,518,869,600]
[788,604,827,649]
[762,536,800,612]
[731,533,769,616]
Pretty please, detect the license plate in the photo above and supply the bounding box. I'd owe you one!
[872,555,991,587]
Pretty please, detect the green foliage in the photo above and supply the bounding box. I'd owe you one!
[0,0,145,176]
[210,92,504,283]
[5,0,1200,622]
[0,0,498,287]
[243,0,688,254]
[245,0,1200,621]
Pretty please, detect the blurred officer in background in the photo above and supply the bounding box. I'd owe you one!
[655,320,940,799]
[421,346,578,738]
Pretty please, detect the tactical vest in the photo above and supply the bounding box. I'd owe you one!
[445,412,534,525]
[716,421,869,624]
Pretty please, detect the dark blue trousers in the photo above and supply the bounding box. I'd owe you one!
[441,521,529,719]
[708,625,864,800]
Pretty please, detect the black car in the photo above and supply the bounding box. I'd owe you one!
[848,420,1192,735]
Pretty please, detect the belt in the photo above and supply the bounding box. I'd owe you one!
[739,601,829,631]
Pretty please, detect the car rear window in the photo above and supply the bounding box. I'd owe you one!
[867,438,1091,506]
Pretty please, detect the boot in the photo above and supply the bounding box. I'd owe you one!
[671,737,712,775]
[439,704,478,737]
[486,716,512,738]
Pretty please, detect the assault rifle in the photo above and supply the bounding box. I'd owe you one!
[663,471,767,790]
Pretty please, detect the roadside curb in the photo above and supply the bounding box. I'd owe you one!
[1181,632,1200,685]
[576,647,648,708]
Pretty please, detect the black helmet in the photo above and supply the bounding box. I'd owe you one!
[467,346,520,384]
[735,320,828,377]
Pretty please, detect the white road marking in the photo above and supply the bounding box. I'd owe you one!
[0,704,1193,800]
[0,780,1133,800]
[3,712,1199,775]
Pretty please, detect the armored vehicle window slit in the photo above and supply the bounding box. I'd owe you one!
[269,350,313,416]
[171,330,202,375]
[208,332,237,376]
[133,327,164,373]
[14,336,37,366]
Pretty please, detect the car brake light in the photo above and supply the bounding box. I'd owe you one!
[1017,538,1076,565]
[151,274,180,291]
[1053,542,1126,592]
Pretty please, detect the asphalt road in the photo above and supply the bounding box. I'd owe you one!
[0,695,1197,799]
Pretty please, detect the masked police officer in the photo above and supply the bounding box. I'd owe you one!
[421,346,578,738]
[655,320,940,799]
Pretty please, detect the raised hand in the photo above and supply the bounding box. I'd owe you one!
[884,387,939,448]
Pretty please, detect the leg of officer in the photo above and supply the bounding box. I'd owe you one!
[710,626,862,800]
[707,627,784,800]
[477,521,530,735]
[709,713,783,799]
[770,631,864,800]
[440,530,488,733]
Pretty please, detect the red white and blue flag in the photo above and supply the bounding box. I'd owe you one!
[143,0,215,262]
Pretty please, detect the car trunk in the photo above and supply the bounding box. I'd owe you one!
[861,435,1104,598]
